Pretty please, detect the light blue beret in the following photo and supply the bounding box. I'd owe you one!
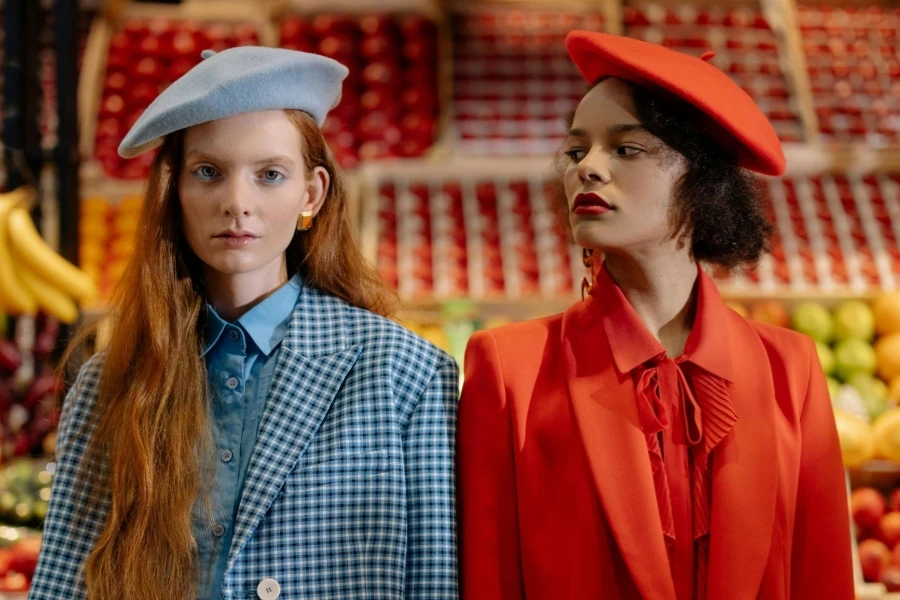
[118,46,349,158]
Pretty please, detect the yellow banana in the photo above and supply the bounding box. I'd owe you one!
[0,190,38,315]
[16,264,79,324]
[7,206,98,302]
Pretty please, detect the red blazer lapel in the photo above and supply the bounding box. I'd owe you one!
[562,298,677,600]
[705,312,778,599]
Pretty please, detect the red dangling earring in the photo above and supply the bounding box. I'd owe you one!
[581,248,594,301]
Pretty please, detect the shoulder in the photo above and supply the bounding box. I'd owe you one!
[338,300,458,394]
[57,352,107,451]
[743,316,816,364]
[468,313,563,361]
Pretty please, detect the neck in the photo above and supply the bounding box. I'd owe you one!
[603,248,699,358]
[203,259,289,322]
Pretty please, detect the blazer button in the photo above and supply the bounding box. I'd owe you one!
[257,578,281,600]
[226,377,239,389]
[212,523,225,537]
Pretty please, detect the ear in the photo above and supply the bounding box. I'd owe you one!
[301,166,330,216]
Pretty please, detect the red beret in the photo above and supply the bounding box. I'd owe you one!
[564,30,786,176]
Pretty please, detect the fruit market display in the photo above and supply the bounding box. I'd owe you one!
[797,4,900,146]
[0,314,64,463]
[279,12,441,168]
[371,174,578,300]
[0,187,97,323]
[0,527,43,595]
[623,2,805,142]
[451,5,604,155]
[851,486,900,587]
[79,193,141,305]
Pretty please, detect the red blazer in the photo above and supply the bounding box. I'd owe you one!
[458,274,853,600]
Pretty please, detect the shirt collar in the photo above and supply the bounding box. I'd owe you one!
[590,263,733,382]
[202,275,301,357]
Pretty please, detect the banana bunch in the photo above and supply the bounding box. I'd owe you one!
[0,187,98,323]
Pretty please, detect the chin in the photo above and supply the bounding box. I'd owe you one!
[199,255,268,276]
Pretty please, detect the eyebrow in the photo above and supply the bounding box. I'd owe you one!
[566,124,650,138]
[183,150,296,166]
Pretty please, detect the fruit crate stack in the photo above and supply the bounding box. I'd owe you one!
[80,1,276,180]
[449,0,611,156]
[358,158,581,302]
[78,192,142,305]
[622,1,807,142]
[274,0,448,169]
[797,3,900,147]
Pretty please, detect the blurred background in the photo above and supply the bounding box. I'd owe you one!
[2,0,900,596]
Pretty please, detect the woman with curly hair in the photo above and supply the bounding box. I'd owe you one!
[458,31,852,600]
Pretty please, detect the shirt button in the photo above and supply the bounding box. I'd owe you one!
[257,578,281,600]
[221,450,233,462]
[226,377,239,389]
[229,330,239,341]
[212,523,226,537]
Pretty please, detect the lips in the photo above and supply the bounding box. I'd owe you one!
[213,230,258,248]
[573,192,613,216]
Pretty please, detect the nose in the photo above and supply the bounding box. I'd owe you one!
[221,174,253,218]
[576,148,611,184]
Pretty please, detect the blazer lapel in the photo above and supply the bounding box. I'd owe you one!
[227,285,362,570]
[705,313,777,599]
[562,298,676,600]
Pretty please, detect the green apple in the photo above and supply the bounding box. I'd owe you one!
[816,341,836,375]
[848,373,890,420]
[792,302,834,344]
[834,338,878,381]
[833,300,876,342]
[827,376,840,400]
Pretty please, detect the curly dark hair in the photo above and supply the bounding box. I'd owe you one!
[548,78,774,271]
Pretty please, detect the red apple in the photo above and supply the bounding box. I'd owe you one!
[357,112,392,142]
[95,117,121,141]
[363,60,402,88]
[109,32,130,55]
[879,512,900,548]
[318,34,354,58]
[854,488,888,530]
[171,31,198,57]
[0,572,27,593]
[168,58,195,80]
[138,35,162,56]
[361,34,397,60]
[400,113,435,141]
[8,537,41,579]
[233,23,258,44]
[397,15,433,39]
[105,71,128,93]
[403,38,434,64]
[101,94,126,118]
[311,14,353,37]
[359,14,392,36]
[135,57,162,80]
[861,539,893,582]
[400,88,436,111]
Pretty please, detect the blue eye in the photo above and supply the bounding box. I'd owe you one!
[193,165,218,180]
[262,170,285,182]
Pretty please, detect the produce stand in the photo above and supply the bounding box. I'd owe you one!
[2,0,900,596]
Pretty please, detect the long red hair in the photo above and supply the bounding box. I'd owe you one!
[69,110,396,600]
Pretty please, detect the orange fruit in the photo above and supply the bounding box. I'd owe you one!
[874,291,900,336]
[876,333,900,382]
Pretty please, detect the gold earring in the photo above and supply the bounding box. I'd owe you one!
[581,248,594,301]
[297,211,314,231]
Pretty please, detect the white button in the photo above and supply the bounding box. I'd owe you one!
[221,450,233,462]
[257,578,281,600]
[226,377,239,389]
[229,330,239,341]
[212,523,225,537]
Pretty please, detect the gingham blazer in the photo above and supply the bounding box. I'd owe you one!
[29,283,459,600]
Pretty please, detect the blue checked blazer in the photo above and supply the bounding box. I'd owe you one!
[29,283,459,599]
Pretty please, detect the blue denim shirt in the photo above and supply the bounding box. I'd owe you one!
[198,276,301,599]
